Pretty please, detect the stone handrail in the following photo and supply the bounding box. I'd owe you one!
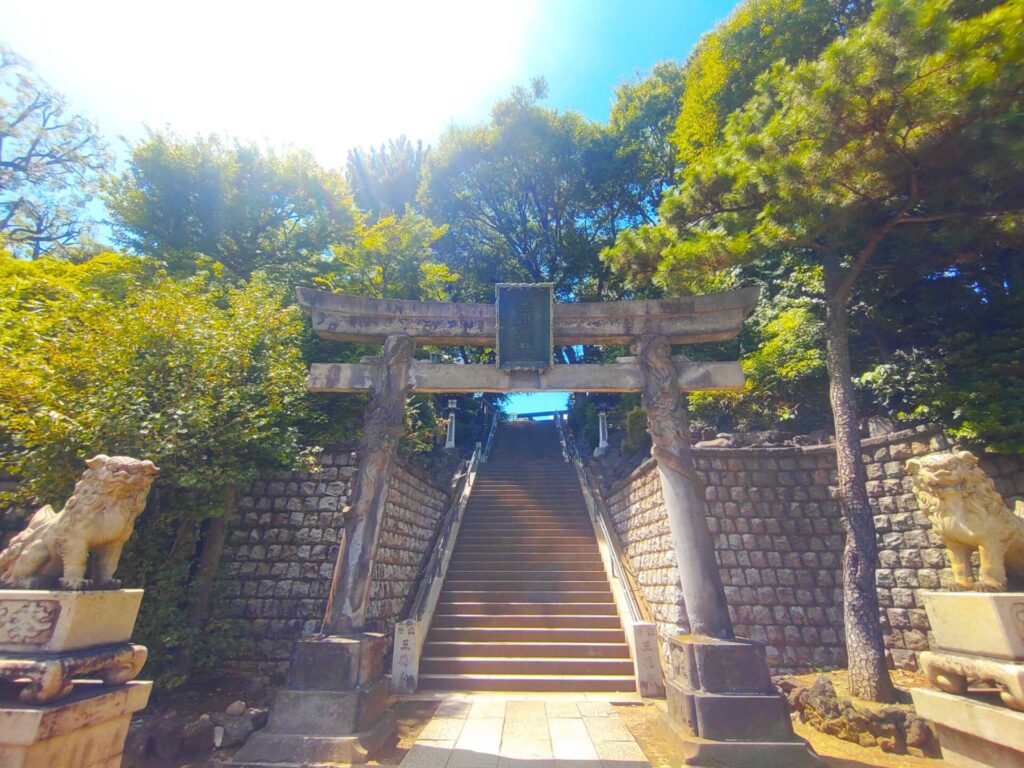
[391,443,482,693]
[481,407,499,462]
[555,412,665,697]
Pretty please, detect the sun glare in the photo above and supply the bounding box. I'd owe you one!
[0,0,540,165]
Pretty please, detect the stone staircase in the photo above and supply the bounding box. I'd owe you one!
[419,420,636,692]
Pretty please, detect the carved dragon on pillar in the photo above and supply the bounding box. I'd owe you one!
[636,333,734,639]
[322,334,414,635]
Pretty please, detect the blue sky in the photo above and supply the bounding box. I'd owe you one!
[0,0,735,160]
[0,0,737,414]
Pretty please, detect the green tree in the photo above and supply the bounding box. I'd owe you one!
[320,211,452,300]
[607,61,687,227]
[104,133,358,281]
[672,0,871,166]
[857,249,1024,452]
[346,136,426,221]
[420,80,623,306]
[0,251,309,685]
[0,48,109,259]
[645,0,1024,700]
[603,0,872,291]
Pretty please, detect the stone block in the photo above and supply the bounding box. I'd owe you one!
[912,687,1024,767]
[267,677,390,735]
[0,680,151,768]
[669,635,774,695]
[660,711,826,768]
[678,686,795,742]
[287,633,388,690]
[923,592,1024,660]
[230,710,397,767]
[0,590,143,654]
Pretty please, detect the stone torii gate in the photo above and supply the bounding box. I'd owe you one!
[235,284,824,768]
[301,283,753,640]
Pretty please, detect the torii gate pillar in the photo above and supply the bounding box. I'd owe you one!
[636,334,733,639]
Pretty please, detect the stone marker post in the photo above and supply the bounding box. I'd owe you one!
[636,334,826,768]
[594,411,610,457]
[445,399,457,451]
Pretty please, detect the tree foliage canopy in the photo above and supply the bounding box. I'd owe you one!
[104,133,359,281]
[0,48,109,259]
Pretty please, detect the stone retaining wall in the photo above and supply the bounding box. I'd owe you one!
[218,450,450,682]
[603,425,1024,674]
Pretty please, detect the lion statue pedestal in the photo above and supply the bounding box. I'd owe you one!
[0,455,157,768]
[907,449,1024,767]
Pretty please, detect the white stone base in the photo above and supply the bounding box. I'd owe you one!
[921,591,1024,660]
[912,687,1024,768]
[0,589,143,653]
[0,680,151,768]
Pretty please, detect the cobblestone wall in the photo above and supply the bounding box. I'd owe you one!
[218,450,450,682]
[602,425,1024,674]
[368,462,450,638]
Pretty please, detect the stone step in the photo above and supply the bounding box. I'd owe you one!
[444,570,607,581]
[447,552,599,564]
[431,613,623,629]
[427,626,627,643]
[444,569,607,581]
[443,580,609,592]
[455,532,597,542]
[452,544,599,554]
[418,672,636,692]
[466,499,581,505]
[422,641,631,659]
[463,507,587,513]
[461,518,587,524]
[438,593,610,606]
[462,507,584,513]
[455,529,595,538]
[420,656,636,676]
[434,602,618,616]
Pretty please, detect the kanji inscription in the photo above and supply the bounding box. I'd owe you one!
[496,283,553,370]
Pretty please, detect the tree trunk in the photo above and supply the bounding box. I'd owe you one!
[187,487,236,629]
[823,267,897,703]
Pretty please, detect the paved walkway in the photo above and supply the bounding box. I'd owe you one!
[399,693,651,768]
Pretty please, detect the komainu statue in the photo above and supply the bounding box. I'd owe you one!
[906,449,1024,592]
[0,455,158,590]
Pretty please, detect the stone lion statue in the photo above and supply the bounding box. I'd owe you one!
[0,455,158,590]
[906,449,1024,592]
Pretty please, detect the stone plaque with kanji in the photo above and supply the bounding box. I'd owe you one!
[496,283,553,370]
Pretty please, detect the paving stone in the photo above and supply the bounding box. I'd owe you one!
[593,740,648,762]
[401,742,457,768]
[448,746,500,768]
[454,717,504,757]
[506,701,548,721]
[576,701,614,717]
[549,718,599,760]
[544,701,582,719]
[419,717,467,742]
[469,699,509,719]
[437,700,473,719]
[583,716,632,743]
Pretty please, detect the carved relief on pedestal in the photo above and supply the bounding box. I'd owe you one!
[920,649,1024,711]
[0,599,60,644]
